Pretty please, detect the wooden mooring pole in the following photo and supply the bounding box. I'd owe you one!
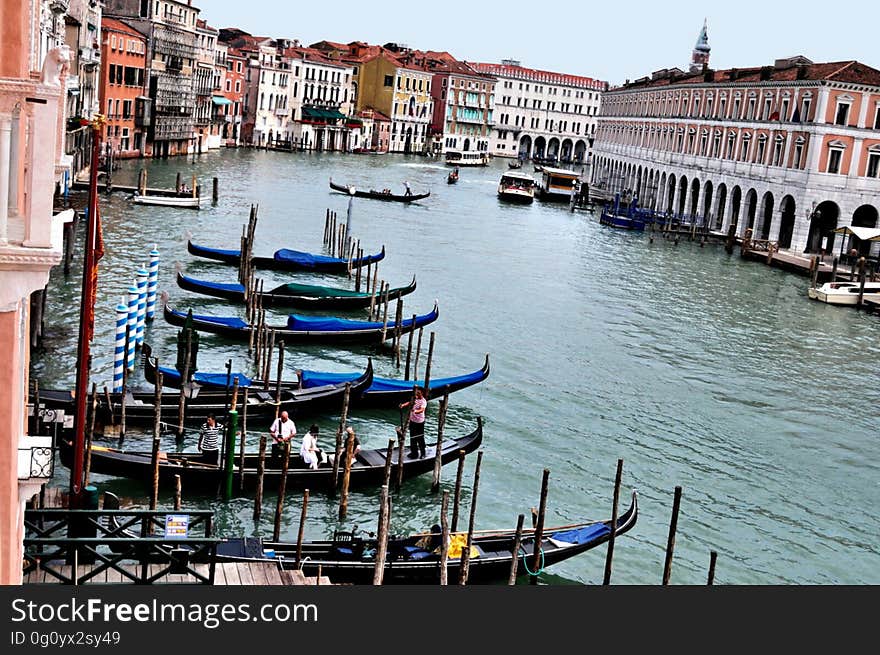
[272,441,291,541]
[149,371,163,510]
[508,514,525,585]
[431,394,450,493]
[602,458,624,585]
[295,489,309,567]
[662,485,683,585]
[458,450,483,586]
[707,550,718,585]
[451,449,466,532]
[529,468,550,585]
[372,485,390,585]
[253,435,267,521]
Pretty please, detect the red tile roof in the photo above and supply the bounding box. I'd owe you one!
[616,60,880,90]
[101,17,147,40]
[468,61,606,89]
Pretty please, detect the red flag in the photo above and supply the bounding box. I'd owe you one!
[86,190,104,342]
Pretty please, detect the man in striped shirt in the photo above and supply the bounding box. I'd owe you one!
[198,413,223,465]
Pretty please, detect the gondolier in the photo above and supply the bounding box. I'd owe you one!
[400,387,427,458]
[197,414,223,465]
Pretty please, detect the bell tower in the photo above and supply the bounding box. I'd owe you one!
[690,18,711,73]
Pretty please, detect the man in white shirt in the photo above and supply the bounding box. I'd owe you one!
[269,410,296,459]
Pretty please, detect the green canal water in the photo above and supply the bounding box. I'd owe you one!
[34,149,880,584]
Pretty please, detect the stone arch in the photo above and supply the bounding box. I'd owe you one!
[805,201,840,253]
[573,140,587,163]
[533,136,546,159]
[850,204,879,255]
[743,188,758,236]
[666,173,677,213]
[463,137,471,151]
[730,186,742,231]
[777,195,796,249]
[560,138,573,161]
[547,137,560,159]
[702,180,713,226]
[689,178,700,218]
[677,175,688,216]
[759,191,774,240]
[714,183,727,231]
[659,172,668,211]
[519,134,532,158]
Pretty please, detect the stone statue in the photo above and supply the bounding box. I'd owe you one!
[41,45,71,87]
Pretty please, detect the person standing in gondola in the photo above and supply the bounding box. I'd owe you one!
[404,180,413,197]
[269,410,297,459]
[197,413,223,465]
[400,387,427,458]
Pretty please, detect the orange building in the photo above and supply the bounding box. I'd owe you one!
[99,18,147,158]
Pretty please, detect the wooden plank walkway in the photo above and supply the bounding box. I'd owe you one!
[23,562,332,585]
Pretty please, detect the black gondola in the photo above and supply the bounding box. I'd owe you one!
[38,360,373,428]
[58,418,484,493]
[213,490,638,584]
[329,178,430,202]
[176,271,417,310]
[447,170,459,184]
[163,301,439,345]
[187,240,385,274]
[142,349,491,410]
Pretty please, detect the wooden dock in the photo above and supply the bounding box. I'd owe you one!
[23,562,333,585]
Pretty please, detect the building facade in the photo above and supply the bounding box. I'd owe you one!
[104,0,200,157]
[287,47,354,152]
[593,55,880,255]
[1,0,68,584]
[192,19,217,154]
[240,38,293,146]
[99,17,147,157]
[469,59,605,162]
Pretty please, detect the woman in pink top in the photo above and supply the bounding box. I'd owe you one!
[400,387,427,458]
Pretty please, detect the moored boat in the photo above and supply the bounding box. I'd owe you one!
[187,240,385,273]
[176,271,417,310]
[807,280,880,305]
[497,171,536,204]
[212,489,638,584]
[131,192,202,209]
[143,350,491,409]
[163,301,440,345]
[58,418,484,494]
[38,360,374,427]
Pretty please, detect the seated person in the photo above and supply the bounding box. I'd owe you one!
[299,424,321,470]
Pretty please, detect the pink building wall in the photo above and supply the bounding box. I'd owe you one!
[0,0,66,584]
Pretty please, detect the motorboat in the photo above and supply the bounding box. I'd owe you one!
[497,171,535,204]
[807,280,880,305]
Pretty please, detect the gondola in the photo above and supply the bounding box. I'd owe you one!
[329,178,430,203]
[187,240,385,274]
[447,170,459,184]
[37,360,373,428]
[143,349,491,410]
[176,271,417,310]
[58,418,484,494]
[213,490,638,584]
[163,301,439,345]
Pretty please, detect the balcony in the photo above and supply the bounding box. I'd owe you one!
[18,436,54,482]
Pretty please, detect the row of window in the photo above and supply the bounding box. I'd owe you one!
[106,64,145,87]
[303,68,349,84]
[499,80,596,99]
[105,98,134,121]
[108,34,145,55]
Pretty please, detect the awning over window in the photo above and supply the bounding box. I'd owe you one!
[302,107,347,121]
[212,96,232,105]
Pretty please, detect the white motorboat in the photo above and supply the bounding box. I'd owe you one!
[445,150,489,167]
[807,280,880,305]
[497,171,535,204]
[131,192,203,209]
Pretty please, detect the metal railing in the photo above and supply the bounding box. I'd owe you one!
[23,509,218,585]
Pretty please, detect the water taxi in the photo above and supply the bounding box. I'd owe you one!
[807,280,880,305]
[445,150,489,167]
[497,171,536,204]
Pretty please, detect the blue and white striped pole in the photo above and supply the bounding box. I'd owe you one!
[146,246,159,321]
[135,265,148,347]
[113,298,128,392]
[126,284,139,371]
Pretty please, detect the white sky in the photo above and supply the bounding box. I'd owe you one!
[196,0,880,86]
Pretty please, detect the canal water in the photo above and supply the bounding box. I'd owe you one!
[35,149,880,584]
